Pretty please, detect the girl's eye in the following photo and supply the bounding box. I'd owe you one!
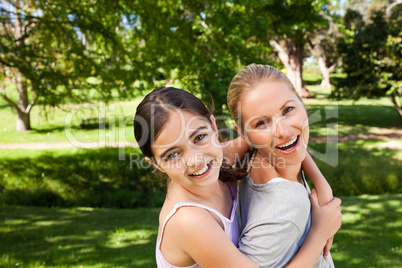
[194,134,206,143]
[283,107,294,115]
[166,152,179,161]
[255,119,268,128]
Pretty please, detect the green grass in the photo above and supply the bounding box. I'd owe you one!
[304,85,401,137]
[307,139,402,196]
[0,100,140,143]
[0,206,160,267]
[0,194,400,267]
[333,194,402,267]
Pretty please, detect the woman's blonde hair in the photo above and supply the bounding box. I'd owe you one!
[227,64,300,128]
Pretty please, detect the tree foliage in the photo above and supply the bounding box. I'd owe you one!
[0,0,139,131]
[333,2,402,119]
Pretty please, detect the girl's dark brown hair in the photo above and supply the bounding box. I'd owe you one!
[134,87,245,183]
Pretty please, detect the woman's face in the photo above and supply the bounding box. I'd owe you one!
[149,110,223,189]
[238,81,309,168]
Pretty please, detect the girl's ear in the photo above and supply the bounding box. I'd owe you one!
[210,114,218,131]
[145,157,166,173]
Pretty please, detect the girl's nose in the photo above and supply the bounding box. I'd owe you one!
[184,149,201,168]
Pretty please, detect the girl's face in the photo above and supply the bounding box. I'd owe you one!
[149,110,223,188]
[237,81,309,168]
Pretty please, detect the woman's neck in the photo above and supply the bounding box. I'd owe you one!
[249,152,302,184]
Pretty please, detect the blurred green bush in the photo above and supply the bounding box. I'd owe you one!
[0,140,400,208]
[0,148,166,208]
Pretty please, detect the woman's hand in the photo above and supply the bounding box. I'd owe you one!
[310,189,342,240]
[323,237,334,259]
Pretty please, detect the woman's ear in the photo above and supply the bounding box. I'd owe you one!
[234,123,245,139]
[145,157,165,173]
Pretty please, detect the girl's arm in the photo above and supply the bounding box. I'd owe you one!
[168,207,258,268]
[168,186,341,268]
[302,152,335,259]
[302,152,333,206]
[222,136,250,166]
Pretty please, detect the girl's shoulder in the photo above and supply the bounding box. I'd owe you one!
[159,200,220,234]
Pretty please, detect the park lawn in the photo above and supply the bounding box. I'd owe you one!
[1,84,401,144]
[0,194,401,268]
[0,100,140,144]
[0,206,160,268]
[304,85,401,137]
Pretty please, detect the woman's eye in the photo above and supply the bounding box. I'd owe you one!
[255,119,268,128]
[166,152,179,161]
[194,134,206,143]
[283,107,294,115]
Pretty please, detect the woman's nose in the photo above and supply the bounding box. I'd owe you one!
[274,117,289,138]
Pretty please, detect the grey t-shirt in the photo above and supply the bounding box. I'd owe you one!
[238,176,334,268]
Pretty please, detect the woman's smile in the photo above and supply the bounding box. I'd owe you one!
[275,135,300,154]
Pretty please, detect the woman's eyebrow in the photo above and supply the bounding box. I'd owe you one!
[280,100,295,110]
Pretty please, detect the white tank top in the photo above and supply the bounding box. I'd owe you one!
[155,183,239,268]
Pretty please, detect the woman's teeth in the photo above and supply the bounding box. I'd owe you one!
[191,162,210,176]
[276,136,298,149]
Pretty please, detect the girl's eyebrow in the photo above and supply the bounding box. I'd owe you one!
[159,146,178,160]
[189,126,207,139]
[158,126,208,160]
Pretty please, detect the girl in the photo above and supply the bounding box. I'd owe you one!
[134,87,341,267]
[227,64,337,267]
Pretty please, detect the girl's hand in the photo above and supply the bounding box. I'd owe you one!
[309,189,342,239]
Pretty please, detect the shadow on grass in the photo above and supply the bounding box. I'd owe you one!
[332,194,402,267]
[308,103,401,130]
[308,141,401,196]
[0,148,165,208]
[0,206,159,267]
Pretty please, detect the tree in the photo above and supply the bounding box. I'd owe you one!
[0,0,136,131]
[333,2,402,119]
[308,8,343,88]
[126,0,268,117]
[249,0,330,98]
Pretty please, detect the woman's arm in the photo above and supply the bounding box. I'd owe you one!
[287,190,342,268]
[302,152,333,206]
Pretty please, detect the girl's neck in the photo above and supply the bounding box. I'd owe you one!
[167,180,226,204]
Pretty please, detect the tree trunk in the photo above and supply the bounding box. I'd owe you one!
[16,110,31,131]
[16,74,32,131]
[318,57,332,88]
[269,39,314,98]
[389,94,402,121]
[2,74,37,131]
